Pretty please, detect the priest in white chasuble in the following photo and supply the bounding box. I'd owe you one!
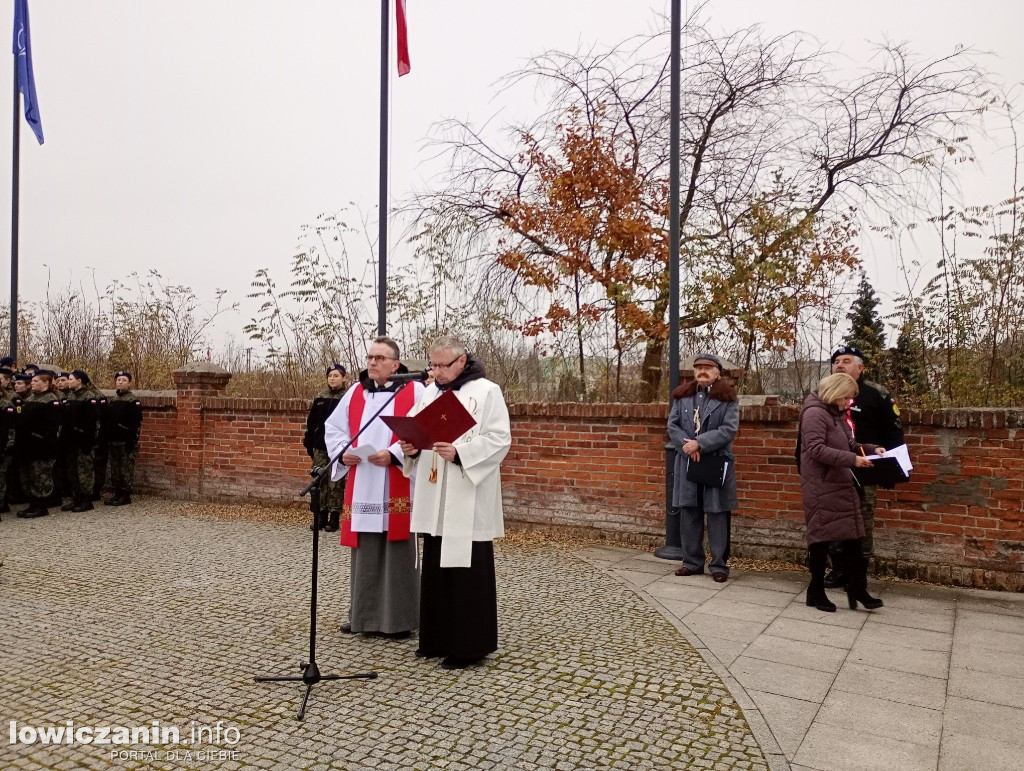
[400,335,512,669]
[325,336,425,638]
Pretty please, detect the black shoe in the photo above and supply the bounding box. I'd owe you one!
[24,507,49,518]
[823,570,847,589]
[805,588,837,613]
[61,501,76,512]
[323,510,340,533]
[440,656,481,670]
[847,591,884,610]
[340,622,354,634]
[106,495,130,507]
[70,500,94,513]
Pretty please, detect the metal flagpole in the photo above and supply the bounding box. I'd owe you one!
[10,64,20,360]
[656,0,683,560]
[377,0,390,337]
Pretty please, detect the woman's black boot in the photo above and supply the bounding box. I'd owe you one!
[806,542,837,612]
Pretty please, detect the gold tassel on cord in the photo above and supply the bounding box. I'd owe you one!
[429,453,438,484]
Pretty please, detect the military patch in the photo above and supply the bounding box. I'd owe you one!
[891,401,900,416]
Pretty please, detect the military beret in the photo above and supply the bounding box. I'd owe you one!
[831,345,865,364]
[0,356,14,368]
[326,364,347,377]
[22,363,39,373]
[115,370,132,381]
[39,369,57,377]
[13,373,32,382]
[0,367,14,377]
[58,371,71,378]
[70,369,91,384]
[692,353,724,372]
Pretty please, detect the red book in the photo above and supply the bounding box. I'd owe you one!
[381,389,476,450]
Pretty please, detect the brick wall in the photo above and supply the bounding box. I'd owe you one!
[132,368,1024,591]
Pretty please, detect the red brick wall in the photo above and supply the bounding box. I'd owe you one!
[131,387,1024,591]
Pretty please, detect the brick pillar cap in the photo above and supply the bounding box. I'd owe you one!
[174,361,230,376]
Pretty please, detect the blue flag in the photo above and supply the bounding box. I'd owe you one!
[13,0,43,145]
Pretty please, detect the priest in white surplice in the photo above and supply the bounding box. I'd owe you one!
[325,336,424,638]
[400,335,511,669]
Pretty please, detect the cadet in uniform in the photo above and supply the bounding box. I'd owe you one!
[105,371,143,506]
[0,382,16,516]
[63,369,106,512]
[302,364,348,532]
[15,370,62,518]
[826,345,905,587]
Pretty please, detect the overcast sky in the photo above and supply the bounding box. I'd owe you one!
[3,0,1023,351]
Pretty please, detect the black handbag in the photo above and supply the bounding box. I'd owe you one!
[685,454,728,488]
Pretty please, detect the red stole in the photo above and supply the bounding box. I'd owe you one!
[340,383,415,548]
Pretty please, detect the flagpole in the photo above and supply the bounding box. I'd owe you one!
[377,0,390,337]
[10,63,20,360]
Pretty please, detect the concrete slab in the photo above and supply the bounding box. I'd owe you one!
[715,584,799,608]
[682,611,770,644]
[939,732,1024,771]
[862,605,955,633]
[695,597,786,625]
[855,620,953,653]
[956,608,1024,635]
[950,645,1024,680]
[746,688,819,758]
[698,635,752,668]
[731,656,835,703]
[942,696,1024,748]
[763,617,860,650]
[610,557,677,575]
[644,579,721,605]
[729,571,808,594]
[953,626,1024,655]
[831,661,946,710]
[846,638,950,679]
[794,722,938,771]
[741,634,849,675]
[779,602,868,630]
[651,597,701,620]
[815,688,942,744]
[948,668,1024,709]
[609,568,663,588]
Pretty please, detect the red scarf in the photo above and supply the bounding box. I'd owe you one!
[340,383,415,548]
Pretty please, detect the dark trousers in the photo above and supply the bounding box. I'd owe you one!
[418,535,498,661]
[679,494,731,575]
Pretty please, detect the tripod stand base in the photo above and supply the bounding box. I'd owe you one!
[255,662,378,720]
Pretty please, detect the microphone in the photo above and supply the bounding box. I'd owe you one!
[386,370,430,384]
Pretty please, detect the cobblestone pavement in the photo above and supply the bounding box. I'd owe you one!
[0,499,769,770]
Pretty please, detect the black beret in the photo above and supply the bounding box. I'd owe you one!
[13,373,32,382]
[70,369,91,384]
[831,345,865,364]
[0,356,14,367]
[22,363,39,372]
[58,371,71,378]
[114,370,132,381]
[326,364,347,377]
[0,367,14,377]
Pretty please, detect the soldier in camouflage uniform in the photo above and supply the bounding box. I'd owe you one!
[0,364,15,401]
[0,385,16,517]
[105,371,142,506]
[15,371,62,518]
[62,369,106,513]
[303,364,348,532]
[52,370,74,505]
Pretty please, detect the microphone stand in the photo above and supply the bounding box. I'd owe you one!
[255,379,415,720]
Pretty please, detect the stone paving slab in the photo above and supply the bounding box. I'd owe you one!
[580,546,1024,771]
[0,501,768,770]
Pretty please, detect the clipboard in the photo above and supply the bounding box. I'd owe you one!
[381,389,476,451]
[852,456,909,489]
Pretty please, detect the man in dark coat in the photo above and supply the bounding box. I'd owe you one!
[826,345,904,586]
[667,353,739,582]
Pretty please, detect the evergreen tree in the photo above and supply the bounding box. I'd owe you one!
[845,274,886,370]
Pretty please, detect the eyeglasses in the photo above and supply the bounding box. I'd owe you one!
[366,354,396,363]
[428,355,463,370]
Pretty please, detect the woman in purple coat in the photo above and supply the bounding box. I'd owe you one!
[799,373,884,612]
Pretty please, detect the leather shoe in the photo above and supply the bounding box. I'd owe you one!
[339,622,354,634]
[674,566,702,577]
[378,630,411,640]
[711,572,728,583]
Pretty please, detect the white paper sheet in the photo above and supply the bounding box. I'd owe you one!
[866,443,913,476]
[348,442,379,461]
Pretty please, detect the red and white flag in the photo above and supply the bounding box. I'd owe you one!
[395,0,411,76]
